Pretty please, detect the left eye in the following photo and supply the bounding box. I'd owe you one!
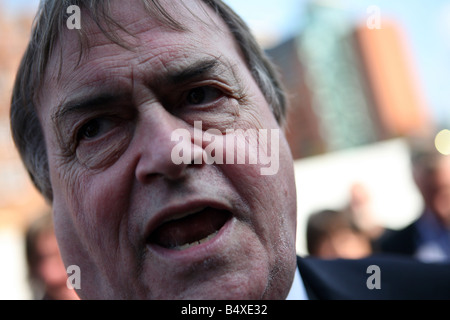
[185,86,223,106]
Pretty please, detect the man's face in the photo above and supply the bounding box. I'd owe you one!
[37,0,297,299]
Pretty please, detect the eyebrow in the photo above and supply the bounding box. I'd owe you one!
[52,93,129,125]
[52,58,224,125]
[164,58,221,86]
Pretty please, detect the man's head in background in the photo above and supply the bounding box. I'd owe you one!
[25,212,79,300]
[11,0,298,299]
[410,137,450,227]
[306,209,372,259]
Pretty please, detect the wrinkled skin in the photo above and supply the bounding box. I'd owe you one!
[37,0,297,299]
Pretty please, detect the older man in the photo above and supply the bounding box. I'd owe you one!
[11,0,450,300]
[12,0,296,299]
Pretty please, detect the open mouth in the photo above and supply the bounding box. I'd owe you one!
[147,207,232,251]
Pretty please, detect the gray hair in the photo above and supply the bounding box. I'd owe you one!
[10,0,287,202]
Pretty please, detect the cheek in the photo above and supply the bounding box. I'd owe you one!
[51,160,139,297]
[77,166,134,243]
[221,133,296,232]
[51,148,136,259]
[216,84,297,236]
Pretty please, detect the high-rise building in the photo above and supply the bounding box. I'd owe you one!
[267,2,432,160]
[353,21,431,138]
[267,38,326,159]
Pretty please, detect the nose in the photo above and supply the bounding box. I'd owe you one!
[134,106,204,183]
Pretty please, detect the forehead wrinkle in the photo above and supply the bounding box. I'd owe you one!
[43,1,177,85]
[48,55,133,112]
[40,0,244,117]
[49,7,213,91]
[46,0,232,85]
[55,71,132,109]
[72,0,201,53]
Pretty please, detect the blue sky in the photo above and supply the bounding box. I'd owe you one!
[3,0,449,126]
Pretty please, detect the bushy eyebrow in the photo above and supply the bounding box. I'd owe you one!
[52,93,129,125]
[164,58,220,86]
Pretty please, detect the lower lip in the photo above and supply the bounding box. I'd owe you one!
[147,216,234,263]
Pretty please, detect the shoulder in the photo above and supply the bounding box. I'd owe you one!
[297,254,450,299]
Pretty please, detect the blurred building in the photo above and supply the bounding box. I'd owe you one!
[353,21,430,138]
[267,2,431,160]
[0,6,49,231]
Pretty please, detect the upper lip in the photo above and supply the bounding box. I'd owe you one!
[144,198,233,245]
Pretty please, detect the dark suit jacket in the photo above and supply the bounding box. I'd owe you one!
[376,222,419,256]
[297,255,450,299]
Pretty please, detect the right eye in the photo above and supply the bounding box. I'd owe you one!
[185,86,224,107]
[77,118,115,141]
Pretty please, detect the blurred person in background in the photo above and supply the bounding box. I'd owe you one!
[25,212,79,300]
[346,182,385,241]
[378,138,450,262]
[306,209,373,259]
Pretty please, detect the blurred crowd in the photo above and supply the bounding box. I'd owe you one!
[306,136,450,262]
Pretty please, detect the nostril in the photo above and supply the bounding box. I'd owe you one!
[163,162,189,181]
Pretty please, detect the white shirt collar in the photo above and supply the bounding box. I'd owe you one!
[285,267,308,300]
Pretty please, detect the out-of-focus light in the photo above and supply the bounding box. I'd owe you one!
[435,129,450,155]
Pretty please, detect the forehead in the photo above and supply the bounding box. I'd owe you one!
[40,0,242,103]
[75,0,231,48]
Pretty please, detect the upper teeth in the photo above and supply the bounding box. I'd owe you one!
[171,230,218,251]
